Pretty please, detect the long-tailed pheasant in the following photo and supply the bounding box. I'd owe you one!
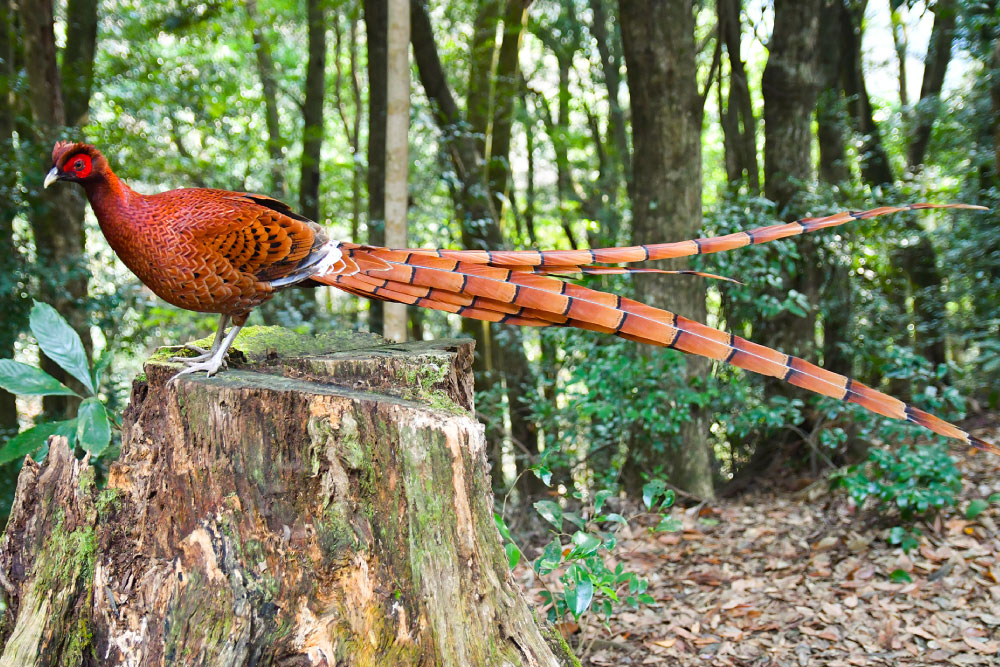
[43,141,997,454]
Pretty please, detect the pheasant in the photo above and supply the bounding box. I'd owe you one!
[44,141,997,454]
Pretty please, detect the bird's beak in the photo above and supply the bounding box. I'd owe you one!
[43,167,60,189]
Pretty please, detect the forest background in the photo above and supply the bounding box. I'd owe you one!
[2,0,999,525]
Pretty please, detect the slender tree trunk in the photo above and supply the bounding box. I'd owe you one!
[816,0,850,184]
[60,0,97,127]
[0,0,22,440]
[839,0,894,188]
[19,0,94,420]
[300,0,326,223]
[890,3,909,109]
[485,0,526,218]
[620,0,713,499]
[365,0,387,335]
[908,0,956,170]
[384,0,409,342]
[333,13,364,243]
[589,0,631,196]
[993,39,1000,177]
[245,0,285,198]
[718,0,759,194]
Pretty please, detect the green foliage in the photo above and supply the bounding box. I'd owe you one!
[0,303,119,464]
[832,443,961,550]
[496,479,677,637]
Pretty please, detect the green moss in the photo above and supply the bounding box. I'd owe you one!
[539,622,581,667]
[150,326,385,366]
[29,508,98,663]
[78,467,95,496]
[95,488,124,520]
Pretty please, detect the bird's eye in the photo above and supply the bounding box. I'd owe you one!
[74,159,85,171]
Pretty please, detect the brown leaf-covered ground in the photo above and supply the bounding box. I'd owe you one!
[516,426,1000,666]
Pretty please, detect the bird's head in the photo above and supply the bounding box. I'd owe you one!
[43,142,108,189]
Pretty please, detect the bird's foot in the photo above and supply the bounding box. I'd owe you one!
[170,354,229,379]
[169,343,213,363]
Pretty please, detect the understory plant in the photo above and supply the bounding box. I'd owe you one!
[832,442,961,552]
[0,302,117,464]
[496,474,679,655]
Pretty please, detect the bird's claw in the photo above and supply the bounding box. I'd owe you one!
[169,355,229,380]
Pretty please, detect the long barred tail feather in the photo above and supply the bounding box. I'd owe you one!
[311,204,997,455]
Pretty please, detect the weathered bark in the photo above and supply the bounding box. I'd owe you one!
[908,0,956,170]
[620,0,713,499]
[19,0,93,419]
[245,0,286,199]
[718,0,759,193]
[365,0,388,335]
[0,329,576,666]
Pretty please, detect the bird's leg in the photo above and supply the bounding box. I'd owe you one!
[170,314,230,363]
[172,323,243,378]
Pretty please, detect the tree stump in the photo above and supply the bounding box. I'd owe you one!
[0,327,577,666]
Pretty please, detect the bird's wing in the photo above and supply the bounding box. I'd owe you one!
[187,192,329,284]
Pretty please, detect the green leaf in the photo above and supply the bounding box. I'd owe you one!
[594,490,613,513]
[637,593,656,605]
[535,538,562,575]
[534,500,563,531]
[532,465,552,486]
[77,398,111,455]
[642,480,665,510]
[504,542,520,569]
[30,302,95,395]
[966,499,989,519]
[0,419,77,465]
[0,360,78,397]
[494,512,513,541]
[889,569,912,583]
[570,531,602,557]
[570,579,594,617]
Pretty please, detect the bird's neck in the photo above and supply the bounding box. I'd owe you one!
[82,169,139,230]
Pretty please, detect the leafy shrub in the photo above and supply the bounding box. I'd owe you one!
[0,302,117,463]
[496,478,678,650]
[832,443,961,551]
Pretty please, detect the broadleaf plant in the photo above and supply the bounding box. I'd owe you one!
[0,302,117,463]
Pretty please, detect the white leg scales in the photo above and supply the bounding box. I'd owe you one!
[170,316,242,379]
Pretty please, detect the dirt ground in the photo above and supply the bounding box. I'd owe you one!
[515,425,1000,666]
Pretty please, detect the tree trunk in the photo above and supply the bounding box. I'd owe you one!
[588,0,631,198]
[0,329,576,666]
[0,0,22,441]
[300,0,326,223]
[620,0,713,499]
[718,0,759,194]
[839,0,894,188]
[908,0,956,170]
[245,0,286,199]
[816,0,850,185]
[365,0,387,335]
[759,0,823,460]
[19,0,93,420]
[384,0,410,343]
